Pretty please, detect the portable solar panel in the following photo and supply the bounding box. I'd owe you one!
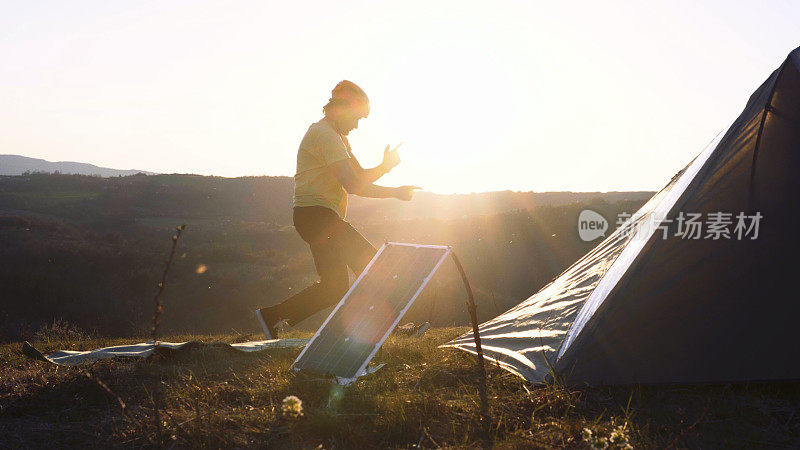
[292,242,451,383]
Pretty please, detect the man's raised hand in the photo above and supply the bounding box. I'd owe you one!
[382,143,403,171]
[395,185,421,201]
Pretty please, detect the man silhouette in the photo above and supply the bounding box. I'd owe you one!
[256,80,419,338]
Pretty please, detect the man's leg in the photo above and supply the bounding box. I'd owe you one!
[338,221,378,276]
[257,207,351,335]
[274,221,376,326]
[269,236,350,327]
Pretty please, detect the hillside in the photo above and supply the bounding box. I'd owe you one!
[0,171,653,224]
[0,154,156,177]
[0,172,653,341]
[2,173,798,448]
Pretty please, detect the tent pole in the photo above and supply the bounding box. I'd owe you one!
[450,251,491,431]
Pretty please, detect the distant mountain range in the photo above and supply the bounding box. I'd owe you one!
[0,154,157,177]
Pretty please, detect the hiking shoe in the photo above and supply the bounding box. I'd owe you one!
[255,307,278,340]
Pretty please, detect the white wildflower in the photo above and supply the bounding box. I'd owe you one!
[589,436,608,450]
[281,395,304,419]
[609,424,632,448]
[581,427,594,441]
[590,436,609,449]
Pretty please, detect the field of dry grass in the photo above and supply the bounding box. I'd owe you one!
[2,327,800,448]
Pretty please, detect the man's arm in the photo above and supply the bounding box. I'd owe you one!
[329,159,397,198]
[359,163,391,184]
[329,159,419,200]
[350,144,402,184]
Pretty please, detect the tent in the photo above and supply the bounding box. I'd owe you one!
[445,46,800,385]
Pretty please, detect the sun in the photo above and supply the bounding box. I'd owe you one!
[365,45,520,193]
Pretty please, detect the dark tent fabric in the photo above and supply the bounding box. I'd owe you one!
[445,46,800,385]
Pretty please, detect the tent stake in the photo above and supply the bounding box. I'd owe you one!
[450,251,491,434]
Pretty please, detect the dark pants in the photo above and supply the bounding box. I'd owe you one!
[268,206,377,326]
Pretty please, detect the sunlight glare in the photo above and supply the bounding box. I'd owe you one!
[379,45,519,193]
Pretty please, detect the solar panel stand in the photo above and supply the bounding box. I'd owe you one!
[291,240,491,427]
[346,243,453,383]
[291,243,452,384]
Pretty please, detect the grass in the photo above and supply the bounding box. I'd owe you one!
[2,327,800,448]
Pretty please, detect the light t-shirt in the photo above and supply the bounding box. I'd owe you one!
[293,119,351,218]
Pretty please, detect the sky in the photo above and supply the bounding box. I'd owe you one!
[1,0,799,193]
